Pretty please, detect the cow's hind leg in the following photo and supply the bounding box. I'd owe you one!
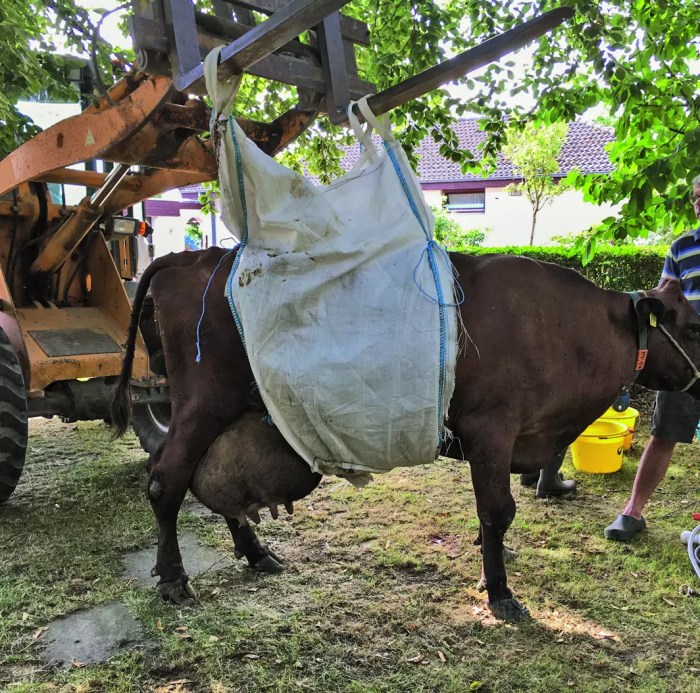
[224,518,284,573]
[470,458,530,622]
[148,424,211,605]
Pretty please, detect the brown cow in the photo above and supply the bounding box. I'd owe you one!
[112,247,700,621]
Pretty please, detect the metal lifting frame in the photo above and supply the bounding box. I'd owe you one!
[131,0,575,124]
[0,2,575,282]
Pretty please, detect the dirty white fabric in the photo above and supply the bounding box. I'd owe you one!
[204,48,458,479]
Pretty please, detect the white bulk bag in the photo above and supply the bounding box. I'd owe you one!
[204,48,458,480]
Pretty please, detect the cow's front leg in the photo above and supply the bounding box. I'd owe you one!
[148,440,200,605]
[224,517,285,573]
[470,462,529,622]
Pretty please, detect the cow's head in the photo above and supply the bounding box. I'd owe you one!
[634,283,700,397]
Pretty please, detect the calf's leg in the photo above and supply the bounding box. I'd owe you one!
[470,458,529,622]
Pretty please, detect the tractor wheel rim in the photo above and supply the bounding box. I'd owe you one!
[146,403,170,434]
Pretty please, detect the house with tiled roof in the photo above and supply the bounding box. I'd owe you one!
[144,118,616,252]
[415,119,615,245]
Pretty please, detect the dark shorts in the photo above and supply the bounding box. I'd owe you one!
[651,390,700,443]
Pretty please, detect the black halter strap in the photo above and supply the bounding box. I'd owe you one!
[627,291,650,379]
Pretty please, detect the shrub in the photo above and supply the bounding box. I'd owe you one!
[431,206,486,248]
[460,229,487,246]
[451,245,666,291]
[185,218,203,243]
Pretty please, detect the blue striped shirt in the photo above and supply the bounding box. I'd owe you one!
[661,227,700,314]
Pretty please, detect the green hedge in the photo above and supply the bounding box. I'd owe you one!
[451,245,666,292]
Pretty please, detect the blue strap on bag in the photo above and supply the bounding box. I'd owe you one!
[351,98,460,446]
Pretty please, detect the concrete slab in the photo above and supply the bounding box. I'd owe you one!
[122,531,234,588]
[40,601,155,666]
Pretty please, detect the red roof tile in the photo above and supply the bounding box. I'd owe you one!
[315,118,613,185]
[405,119,612,183]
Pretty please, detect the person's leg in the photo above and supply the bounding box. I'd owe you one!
[604,436,675,540]
[605,391,698,541]
[620,436,676,519]
[519,471,539,486]
[536,448,575,498]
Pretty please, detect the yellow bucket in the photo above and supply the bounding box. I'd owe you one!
[599,407,639,451]
[571,421,628,473]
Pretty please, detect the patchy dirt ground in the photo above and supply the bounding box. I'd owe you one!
[1,409,699,692]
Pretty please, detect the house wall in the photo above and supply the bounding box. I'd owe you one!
[148,183,616,256]
[149,213,192,256]
[423,186,617,246]
[150,210,240,257]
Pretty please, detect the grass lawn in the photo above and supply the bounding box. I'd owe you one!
[1,408,699,692]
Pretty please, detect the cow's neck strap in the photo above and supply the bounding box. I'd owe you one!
[627,291,649,379]
[627,291,700,392]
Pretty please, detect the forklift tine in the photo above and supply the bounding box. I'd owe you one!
[352,7,576,123]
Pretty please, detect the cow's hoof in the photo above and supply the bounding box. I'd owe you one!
[158,578,197,606]
[476,577,487,592]
[235,545,281,563]
[489,598,530,622]
[252,554,285,573]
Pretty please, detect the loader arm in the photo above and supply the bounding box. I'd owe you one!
[0,72,317,278]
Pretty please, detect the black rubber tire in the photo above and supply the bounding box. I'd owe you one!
[131,399,170,455]
[131,303,170,456]
[0,327,28,504]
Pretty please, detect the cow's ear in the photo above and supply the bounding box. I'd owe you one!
[635,296,666,325]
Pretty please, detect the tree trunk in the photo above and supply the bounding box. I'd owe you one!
[529,210,537,245]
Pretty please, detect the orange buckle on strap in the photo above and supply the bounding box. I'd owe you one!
[635,348,648,371]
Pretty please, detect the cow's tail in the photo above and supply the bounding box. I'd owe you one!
[110,252,200,437]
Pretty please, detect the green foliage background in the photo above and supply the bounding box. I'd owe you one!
[431,205,486,248]
[2,0,699,251]
[462,0,700,249]
[503,122,569,244]
[0,1,122,159]
[453,245,666,291]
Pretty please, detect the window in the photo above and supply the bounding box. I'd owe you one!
[445,191,485,213]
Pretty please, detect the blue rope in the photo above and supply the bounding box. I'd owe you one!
[224,116,249,352]
[195,244,239,363]
[411,241,465,307]
[381,141,458,446]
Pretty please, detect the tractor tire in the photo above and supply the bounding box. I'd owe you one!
[0,327,28,503]
[131,398,170,456]
[132,301,170,456]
